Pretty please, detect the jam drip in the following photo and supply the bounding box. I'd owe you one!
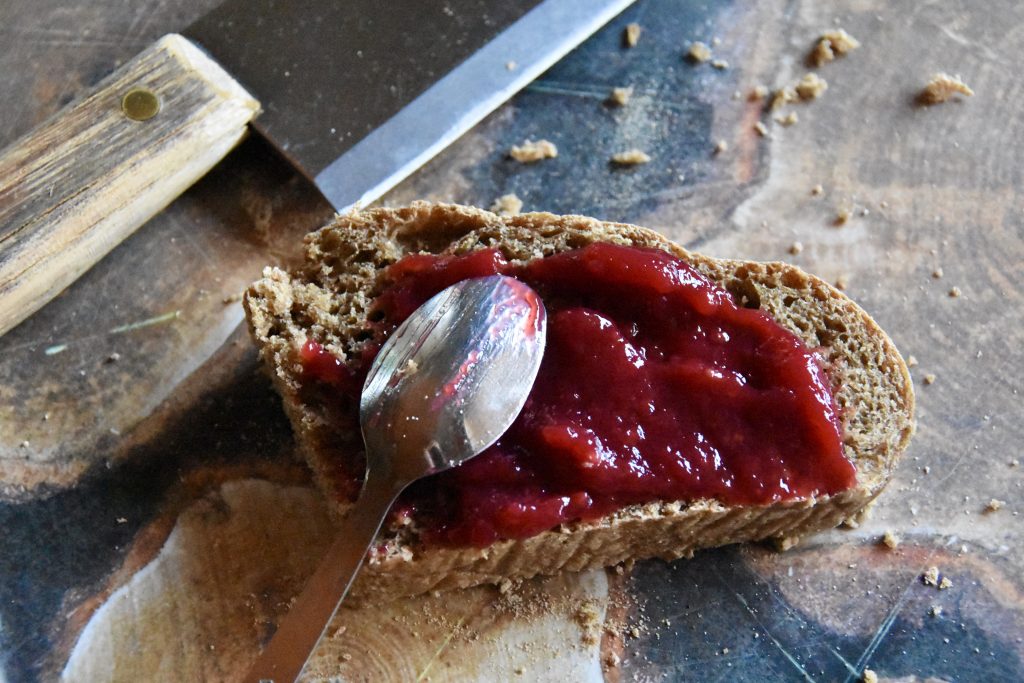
[304,243,854,548]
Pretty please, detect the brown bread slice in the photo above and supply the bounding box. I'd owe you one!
[243,202,915,601]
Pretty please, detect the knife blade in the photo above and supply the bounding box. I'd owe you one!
[0,0,635,337]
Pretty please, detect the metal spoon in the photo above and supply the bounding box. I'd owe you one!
[243,274,547,683]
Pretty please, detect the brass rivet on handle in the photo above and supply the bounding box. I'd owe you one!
[121,88,160,121]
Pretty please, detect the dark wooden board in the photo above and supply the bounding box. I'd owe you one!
[0,0,1021,681]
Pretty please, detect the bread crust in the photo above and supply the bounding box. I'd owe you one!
[243,202,915,601]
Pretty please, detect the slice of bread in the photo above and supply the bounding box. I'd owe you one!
[243,202,914,601]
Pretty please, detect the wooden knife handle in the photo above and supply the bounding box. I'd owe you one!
[0,34,259,337]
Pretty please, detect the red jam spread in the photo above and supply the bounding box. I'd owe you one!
[302,243,854,548]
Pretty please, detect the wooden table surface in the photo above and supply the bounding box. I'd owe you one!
[1,1,1022,681]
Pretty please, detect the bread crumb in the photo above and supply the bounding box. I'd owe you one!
[1010,459,1020,468]
[919,73,974,105]
[749,85,769,101]
[611,149,651,165]
[686,41,712,63]
[862,669,878,683]
[984,498,1005,513]
[922,566,940,586]
[907,355,918,367]
[775,535,800,550]
[811,183,823,196]
[810,29,861,66]
[623,23,641,48]
[711,36,722,47]
[604,652,621,668]
[881,530,900,549]
[713,139,728,155]
[776,111,799,127]
[105,352,121,364]
[608,86,633,106]
[923,373,936,385]
[795,73,828,100]
[341,653,352,662]
[630,626,641,638]
[939,576,953,590]
[490,193,523,216]
[932,267,944,279]
[498,578,514,595]
[948,287,962,298]
[575,599,603,646]
[711,59,729,70]
[753,121,769,137]
[835,275,849,290]
[929,604,943,617]
[788,242,803,255]
[506,61,517,71]
[769,87,797,111]
[835,207,852,225]
[510,139,557,163]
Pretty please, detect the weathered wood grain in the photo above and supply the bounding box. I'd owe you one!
[0,34,259,336]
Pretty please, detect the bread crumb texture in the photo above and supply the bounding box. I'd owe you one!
[862,669,878,683]
[776,111,799,127]
[242,203,915,602]
[687,41,712,63]
[810,29,861,67]
[922,566,952,589]
[608,86,633,106]
[490,193,524,217]
[611,149,651,165]
[749,85,769,101]
[984,498,1005,513]
[510,139,558,163]
[795,73,828,100]
[919,73,974,105]
[881,529,899,549]
[753,121,769,138]
[623,23,641,48]
[711,59,729,70]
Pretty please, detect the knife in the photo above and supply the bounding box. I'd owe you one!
[0,0,635,338]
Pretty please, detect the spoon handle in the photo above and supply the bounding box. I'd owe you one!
[242,468,403,683]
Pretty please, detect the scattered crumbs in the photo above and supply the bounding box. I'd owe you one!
[575,599,603,646]
[116,517,128,524]
[932,267,944,279]
[630,626,641,638]
[775,535,800,550]
[222,293,242,305]
[907,355,918,367]
[922,566,941,587]
[686,41,712,63]
[984,498,1005,513]
[748,85,769,101]
[713,139,729,155]
[510,139,557,163]
[722,647,730,655]
[623,23,641,48]
[776,111,799,126]
[811,183,824,196]
[863,668,878,683]
[608,86,633,106]
[795,73,828,100]
[810,29,861,67]
[930,604,943,618]
[769,87,797,111]
[918,73,974,105]
[505,60,517,71]
[948,286,962,298]
[753,121,769,137]
[835,207,852,225]
[923,373,937,385]
[611,149,652,165]
[497,578,514,595]
[939,577,953,590]
[881,530,900,549]
[835,275,850,290]
[711,59,730,70]
[490,193,523,216]
[880,200,889,208]
[788,241,804,255]
[105,352,121,364]
[711,36,722,47]
[604,652,622,669]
